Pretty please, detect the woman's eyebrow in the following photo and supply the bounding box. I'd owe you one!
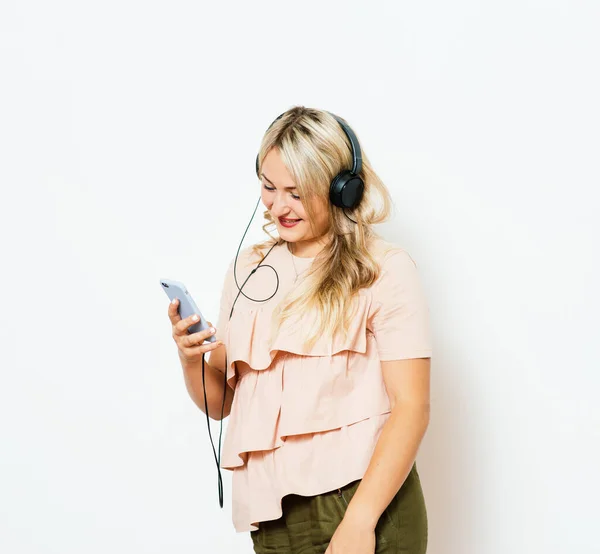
[261,172,297,190]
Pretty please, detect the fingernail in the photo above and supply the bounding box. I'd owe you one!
[209,327,215,334]
[171,298,177,304]
[192,314,199,321]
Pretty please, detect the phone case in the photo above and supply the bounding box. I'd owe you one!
[159,278,217,342]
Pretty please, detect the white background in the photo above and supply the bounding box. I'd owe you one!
[1,1,598,553]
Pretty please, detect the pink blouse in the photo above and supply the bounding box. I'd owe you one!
[207,236,433,532]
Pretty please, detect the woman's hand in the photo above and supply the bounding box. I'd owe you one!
[325,516,376,554]
[168,298,223,364]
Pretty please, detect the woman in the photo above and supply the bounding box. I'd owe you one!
[169,106,432,553]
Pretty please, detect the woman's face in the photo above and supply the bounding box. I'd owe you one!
[260,148,330,252]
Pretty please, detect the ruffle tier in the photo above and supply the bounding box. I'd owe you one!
[230,412,391,532]
[223,293,372,389]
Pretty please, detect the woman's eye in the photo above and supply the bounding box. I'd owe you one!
[263,184,300,200]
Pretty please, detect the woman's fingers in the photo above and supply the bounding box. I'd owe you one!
[168,300,223,362]
[178,334,223,363]
[172,313,207,337]
[185,340,223,356]
[182,325,217,348]
[167,297,182,325]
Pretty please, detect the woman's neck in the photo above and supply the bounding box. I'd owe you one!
[288,237,328,258]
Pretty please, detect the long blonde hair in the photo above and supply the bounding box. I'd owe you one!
[252,106,395,351]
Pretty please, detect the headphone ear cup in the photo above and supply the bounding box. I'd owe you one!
[330,171,365,209]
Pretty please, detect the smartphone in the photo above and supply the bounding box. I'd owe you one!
[159,278,216,343]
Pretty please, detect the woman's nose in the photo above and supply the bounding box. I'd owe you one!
[271,192,292,214]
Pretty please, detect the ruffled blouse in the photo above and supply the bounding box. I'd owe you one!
[207,237,433,532]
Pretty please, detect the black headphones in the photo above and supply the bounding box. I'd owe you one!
[255,110,365,211]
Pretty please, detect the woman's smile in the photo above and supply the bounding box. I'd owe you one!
[278,217,302,228]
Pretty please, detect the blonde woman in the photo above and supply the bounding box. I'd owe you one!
[168,106,432,553]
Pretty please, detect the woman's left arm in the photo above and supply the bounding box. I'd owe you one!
[325,357,431,554]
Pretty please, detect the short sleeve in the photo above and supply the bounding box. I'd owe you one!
[368,249,433,361]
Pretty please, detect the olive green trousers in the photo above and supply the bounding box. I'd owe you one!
[250,462,428,553]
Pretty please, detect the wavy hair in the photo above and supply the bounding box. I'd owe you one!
[250,106,395,351]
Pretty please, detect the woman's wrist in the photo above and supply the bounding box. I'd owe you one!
[342,500,379,531]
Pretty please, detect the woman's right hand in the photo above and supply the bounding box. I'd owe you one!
[168,298,223,364]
